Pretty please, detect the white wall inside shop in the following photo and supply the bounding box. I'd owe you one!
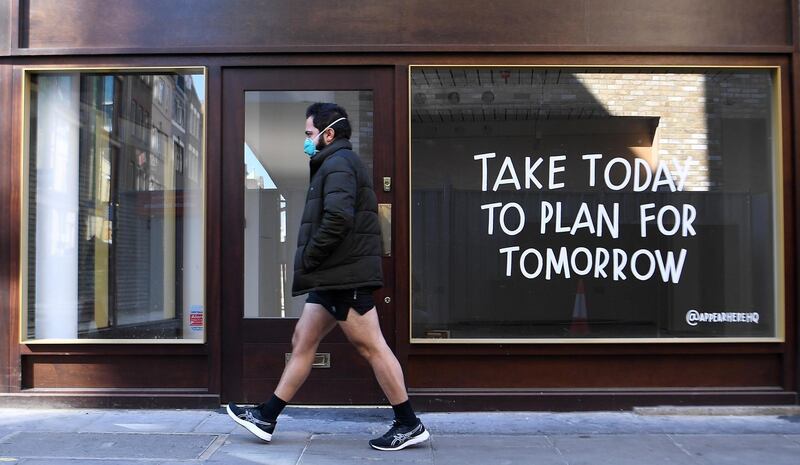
[243,99,313,318]
[34,75,80,339]
[182,176,205,339]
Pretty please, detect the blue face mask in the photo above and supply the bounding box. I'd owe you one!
[303,138,317,157]
[304,117,347,157]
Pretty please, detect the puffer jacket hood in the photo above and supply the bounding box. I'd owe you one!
[291,138,383,295]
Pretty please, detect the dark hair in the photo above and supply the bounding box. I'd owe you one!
[305,103,351,140]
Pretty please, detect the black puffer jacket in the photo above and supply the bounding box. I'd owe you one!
[291,138,383,296]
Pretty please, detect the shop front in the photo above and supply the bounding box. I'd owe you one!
[0,1,797,409]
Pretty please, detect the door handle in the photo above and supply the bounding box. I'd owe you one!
[378,203,391,257]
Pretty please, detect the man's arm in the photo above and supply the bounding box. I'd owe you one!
[303,156,357,271]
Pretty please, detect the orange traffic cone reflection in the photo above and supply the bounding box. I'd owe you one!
[569,279,590,336]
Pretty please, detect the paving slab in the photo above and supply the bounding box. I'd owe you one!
[20,460,149,465]
[79,409,212,434]
[422,412,800,435]
[668,434,800,465]
[191,409,240,434]
[550,434,699,465]
[180,431,310,465]
[0,431,219,461]
[431,435,565,465]
[0,409,105,432]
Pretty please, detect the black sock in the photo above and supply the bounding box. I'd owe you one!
[391,400,418,426]
[259,394,287,422]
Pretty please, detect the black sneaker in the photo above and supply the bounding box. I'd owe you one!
[226,402,276,442]
[369,420,430,451]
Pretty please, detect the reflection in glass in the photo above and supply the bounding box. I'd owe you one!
[24,70,205,341]
[411,67,779,341]
[243,91,373,318]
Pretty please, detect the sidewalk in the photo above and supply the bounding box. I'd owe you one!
[0,406,799,464]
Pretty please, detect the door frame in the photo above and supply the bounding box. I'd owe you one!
[220,66,396,403]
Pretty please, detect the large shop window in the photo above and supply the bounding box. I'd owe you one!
[410,66,783,343]
[21,68,206,343]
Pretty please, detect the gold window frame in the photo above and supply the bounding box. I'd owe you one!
[408,64,785,344]
[19,66,208,344]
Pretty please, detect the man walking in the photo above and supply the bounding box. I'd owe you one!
[226,103,429,451]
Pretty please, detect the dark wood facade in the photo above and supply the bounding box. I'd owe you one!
[0,0,798,410]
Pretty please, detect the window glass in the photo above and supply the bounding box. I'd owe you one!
[410,66,781,341]
[23,69,206,341]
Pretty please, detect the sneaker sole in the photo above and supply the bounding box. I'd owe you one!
[370,429,430,451]
[226,404,272,442]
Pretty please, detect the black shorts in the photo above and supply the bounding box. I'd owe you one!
[306,288,376,321]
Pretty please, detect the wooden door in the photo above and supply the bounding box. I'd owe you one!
[221,67,395,404]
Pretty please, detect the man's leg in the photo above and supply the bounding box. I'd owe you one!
[227,303,336,442]
[337,307,407,404]
[273,303,338,403]
[338,307,430,450]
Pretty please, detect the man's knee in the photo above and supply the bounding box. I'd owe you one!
[352,340,373,360]
[351,336,386,362]
[291,326,321,352]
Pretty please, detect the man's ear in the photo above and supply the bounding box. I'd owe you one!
[324,129,335,144]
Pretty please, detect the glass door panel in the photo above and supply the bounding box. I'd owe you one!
[242,91,374,319]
